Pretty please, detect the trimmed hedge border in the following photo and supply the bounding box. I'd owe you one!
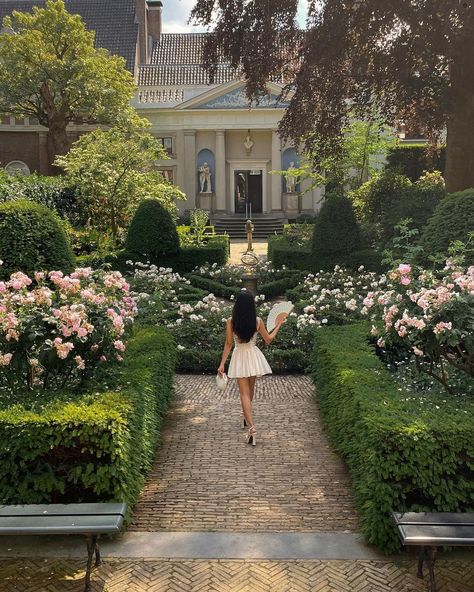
[187,270,304,301]
[177,346,306,374]
[0,326,176,510]
[186,274,240,299]
[77,241,229,275]
[312,322,474,553]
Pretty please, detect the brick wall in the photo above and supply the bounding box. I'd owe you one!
[0,131,41,173]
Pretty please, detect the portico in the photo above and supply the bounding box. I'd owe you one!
[135,39,324,219]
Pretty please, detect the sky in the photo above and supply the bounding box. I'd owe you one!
[162,0,309,33]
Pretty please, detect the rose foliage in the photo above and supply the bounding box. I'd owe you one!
[0,267,137,394]
[365,262,474,394]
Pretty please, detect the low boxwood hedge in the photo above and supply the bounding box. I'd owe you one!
[0,326,176,510]
[259,272,304,299]
[176,345,306,374]
[77,241,229,275]
[312,323,474,553]
[186,274,240,299]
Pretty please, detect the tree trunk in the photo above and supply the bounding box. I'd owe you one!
[47,118,71,166]
[445,18,474,193]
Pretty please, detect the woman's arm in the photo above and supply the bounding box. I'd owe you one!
[258,314,287,345]
[218,319,233,375]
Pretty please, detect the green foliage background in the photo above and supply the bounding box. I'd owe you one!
[0,326,176,508]
[0,199,74,279]
[312,323,474,553]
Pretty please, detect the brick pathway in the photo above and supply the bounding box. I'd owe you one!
[132,375,359,532]
[229,239,268,264]
[1,558,473,592]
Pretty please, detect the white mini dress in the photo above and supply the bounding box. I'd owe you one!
[228,320,272,379]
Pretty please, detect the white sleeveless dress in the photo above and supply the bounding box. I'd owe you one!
[228,320,272,379]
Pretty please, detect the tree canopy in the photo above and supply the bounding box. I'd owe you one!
[55,125,185,244]
[0,0,136,158]
[191,0,474,192]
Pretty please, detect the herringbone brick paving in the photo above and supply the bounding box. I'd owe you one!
[1,558,473,592]
[132,375,359,532]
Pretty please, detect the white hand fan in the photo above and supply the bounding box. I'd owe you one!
[266,301,294,332]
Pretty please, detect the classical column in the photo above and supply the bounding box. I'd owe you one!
[271,129,282,212]
[183,129,197,209]
[38,131,49,175]
[215,130,226,212]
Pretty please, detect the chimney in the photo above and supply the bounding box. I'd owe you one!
[147,0,163,41]
[136,0,148,64]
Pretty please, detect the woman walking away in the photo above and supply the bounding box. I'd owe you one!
[217,289,287,446]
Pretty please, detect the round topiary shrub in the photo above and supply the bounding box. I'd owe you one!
[312,195,362,269]
[125,199,180,261]
[420,189,474,264]
[0,199,75,279]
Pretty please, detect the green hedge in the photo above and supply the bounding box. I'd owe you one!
[0,199,75,279]
[187,274,239,299]
[176,346,306,374]
[0,326,176,509]
[77,241,228,275]
[386,144,446,181]
[259,273,304,298]
[312,323,474,553]
[269,242,313,272]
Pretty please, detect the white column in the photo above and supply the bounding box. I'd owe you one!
[183,130,197,209]
[215,130,226,212]
[271,130,282,212]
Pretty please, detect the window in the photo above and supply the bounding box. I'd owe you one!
[159,137,173,156]
[5,160,30,176]
[160,168,174,184]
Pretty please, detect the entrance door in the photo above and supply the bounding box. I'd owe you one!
[234,170,263,214]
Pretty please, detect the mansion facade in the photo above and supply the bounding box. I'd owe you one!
[0,0,323,218]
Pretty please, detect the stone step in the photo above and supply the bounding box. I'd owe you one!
[213,217,284,239]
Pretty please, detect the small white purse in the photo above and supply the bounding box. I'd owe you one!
[216,372,228,390]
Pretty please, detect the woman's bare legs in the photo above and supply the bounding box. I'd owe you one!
[237,377,254,427]
[249,376,257,402]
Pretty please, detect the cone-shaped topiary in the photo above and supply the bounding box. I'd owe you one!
[125,199,180,260]
[420,189,474,264]
[312,195,362,270]
[0,199,74,279]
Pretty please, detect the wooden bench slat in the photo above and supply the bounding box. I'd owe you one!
[0,503,127,517]
[397,524,474,546]
[0,514,124,535]
[393,512,474,526]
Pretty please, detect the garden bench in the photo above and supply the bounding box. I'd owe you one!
[0,502,127,592]
[392,511,474,592]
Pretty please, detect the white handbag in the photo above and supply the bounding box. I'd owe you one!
[216,372,228,390]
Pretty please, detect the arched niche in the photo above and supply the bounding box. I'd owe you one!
[282,148,300,192]
[196,149,215,193]
[5,160,30,176]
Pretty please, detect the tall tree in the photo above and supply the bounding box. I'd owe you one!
[0,0,136,159]
[191,0,474,192]
[55,124,185,244]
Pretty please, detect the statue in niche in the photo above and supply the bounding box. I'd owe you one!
[286,161,298,193]
[198,162,212,193]
[244,131,254,155]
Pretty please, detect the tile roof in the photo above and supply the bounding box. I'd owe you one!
[139,33,236,86]
[0,0,138,72]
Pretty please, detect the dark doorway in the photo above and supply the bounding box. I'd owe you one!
[234,170,263,215]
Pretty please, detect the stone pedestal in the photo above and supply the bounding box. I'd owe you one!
[242,274,258,296]
[283,192,300,214]
[196,192,215,212]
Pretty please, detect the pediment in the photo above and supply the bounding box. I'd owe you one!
[177,81,289,111]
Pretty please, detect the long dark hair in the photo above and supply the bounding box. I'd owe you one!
[232,290,257,343]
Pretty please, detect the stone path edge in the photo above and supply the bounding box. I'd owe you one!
[0,532,382,561]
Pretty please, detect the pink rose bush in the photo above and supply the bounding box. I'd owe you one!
[364,261,474,393]
[0,267,137,391]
